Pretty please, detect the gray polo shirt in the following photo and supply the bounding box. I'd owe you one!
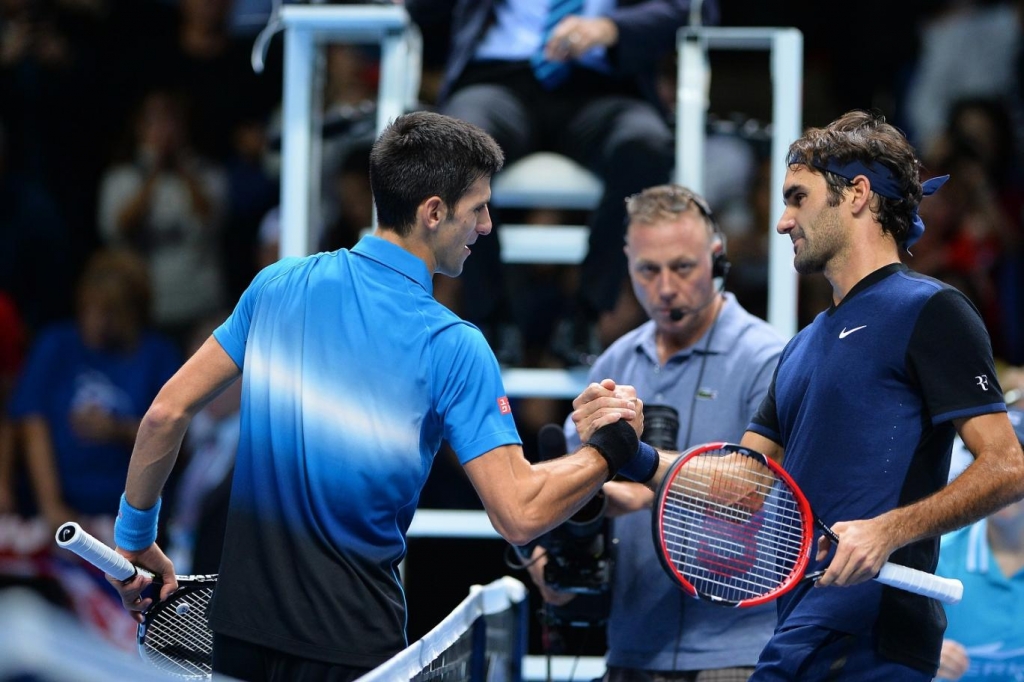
[564,292,785,671]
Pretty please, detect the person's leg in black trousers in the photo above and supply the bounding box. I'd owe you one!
[440,78,537,353]
[561,95,675,347]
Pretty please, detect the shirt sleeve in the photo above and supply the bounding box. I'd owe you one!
[907,288,1004,424]
[7,327,61,418]
[747,363,782,444]
[434,323,522,464]
[213,258,302,368]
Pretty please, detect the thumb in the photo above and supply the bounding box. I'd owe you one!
[815,534,834,562]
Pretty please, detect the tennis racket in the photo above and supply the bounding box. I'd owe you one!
[55,521,215,679]
[652,442,964,607]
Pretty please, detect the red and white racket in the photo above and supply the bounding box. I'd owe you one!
[56,522,215,679]
[652,442,963,607]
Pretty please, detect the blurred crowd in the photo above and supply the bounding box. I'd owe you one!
[1,0,1024,669]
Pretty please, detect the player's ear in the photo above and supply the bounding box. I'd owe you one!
[847,175,873,214]
[418,195,446,232]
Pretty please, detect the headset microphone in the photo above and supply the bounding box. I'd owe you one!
[669,309,684,321]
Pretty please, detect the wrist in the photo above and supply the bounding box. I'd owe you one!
[114,493,161,551]
[619,441,658,483]
[585,420,640,480]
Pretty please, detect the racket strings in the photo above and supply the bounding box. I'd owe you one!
[141,585,215,679]
[661,453,807,603]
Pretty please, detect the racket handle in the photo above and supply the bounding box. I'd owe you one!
[55,521,142,582]
[877,562,963,605]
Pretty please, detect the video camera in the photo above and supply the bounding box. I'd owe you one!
[532,406,680,628]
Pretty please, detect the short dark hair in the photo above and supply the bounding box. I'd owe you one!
[787,110,923,245]
[369,111,504,236]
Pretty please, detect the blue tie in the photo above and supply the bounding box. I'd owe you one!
[531,0,585,90]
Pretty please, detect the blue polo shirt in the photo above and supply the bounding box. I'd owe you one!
[208,235,521,667]
[939,520,1024,681]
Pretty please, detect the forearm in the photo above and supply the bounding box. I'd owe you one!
[881,445,1024,549]
[474,444,609,546]
[123,406,191,509]
[22,418,66,513]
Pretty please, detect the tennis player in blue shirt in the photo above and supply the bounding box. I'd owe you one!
[103,111,658,681]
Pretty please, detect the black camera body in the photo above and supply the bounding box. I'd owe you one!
[533,408,680,628]
[539,490,613,628]
[542,490,611,595]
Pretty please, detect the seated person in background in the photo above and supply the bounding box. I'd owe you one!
[6,249,181,531]
[936,407,1024,682]
[405,0,720,362]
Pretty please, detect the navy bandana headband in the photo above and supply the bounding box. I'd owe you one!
[810,159,949,249]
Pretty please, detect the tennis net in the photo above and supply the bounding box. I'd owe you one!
[357,576,528,682]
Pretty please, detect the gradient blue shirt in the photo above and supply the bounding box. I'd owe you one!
[208,235,521,667]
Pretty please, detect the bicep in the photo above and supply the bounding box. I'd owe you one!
[156,336,241,418]
[956,412,1024,471]
[461,443,530,513]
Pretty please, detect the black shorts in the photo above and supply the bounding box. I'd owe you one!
[212,632,371,682]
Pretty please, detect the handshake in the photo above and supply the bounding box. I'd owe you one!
[574,379,659,484]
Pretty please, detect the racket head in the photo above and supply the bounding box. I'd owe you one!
[138,576,216,679]
[652,442,815,607]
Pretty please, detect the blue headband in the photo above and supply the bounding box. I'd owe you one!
[809,159,949,249]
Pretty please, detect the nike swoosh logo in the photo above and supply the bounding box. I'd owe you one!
[839,325,867,339]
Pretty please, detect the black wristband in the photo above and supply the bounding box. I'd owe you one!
[585,420,640,480]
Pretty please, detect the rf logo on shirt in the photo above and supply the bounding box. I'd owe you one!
[976,375,990,391]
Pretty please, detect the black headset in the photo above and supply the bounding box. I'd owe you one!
[684,189,731,282]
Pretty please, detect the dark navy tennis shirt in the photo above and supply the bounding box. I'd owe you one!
[749,263,1005,673]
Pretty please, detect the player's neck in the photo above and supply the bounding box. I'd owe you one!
[988,522,1024,578]
[826,236,900,306]
[375,226,436,273]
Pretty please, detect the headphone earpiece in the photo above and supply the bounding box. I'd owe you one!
[691,190,729,282]
[712,251,731,280]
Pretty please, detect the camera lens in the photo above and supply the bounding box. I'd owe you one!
[643,404,680,450]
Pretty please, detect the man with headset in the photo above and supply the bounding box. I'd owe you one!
[526,183,785,681]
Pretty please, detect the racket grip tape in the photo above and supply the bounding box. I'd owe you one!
[877,562,964,605]
[55,521,140,582]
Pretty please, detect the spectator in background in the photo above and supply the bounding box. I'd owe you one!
[903,0,1022,157]
[913,97,1023,364]
[405,0,719,364]
[319,147,374,253]
[98,88,229,349]
[142,0,280,163]
[0,120,74,332]
[0,0,109,264]
[936,408,1024,681]
[6,249,180,531]
[0,292,26,514]
[221,113,278,301]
